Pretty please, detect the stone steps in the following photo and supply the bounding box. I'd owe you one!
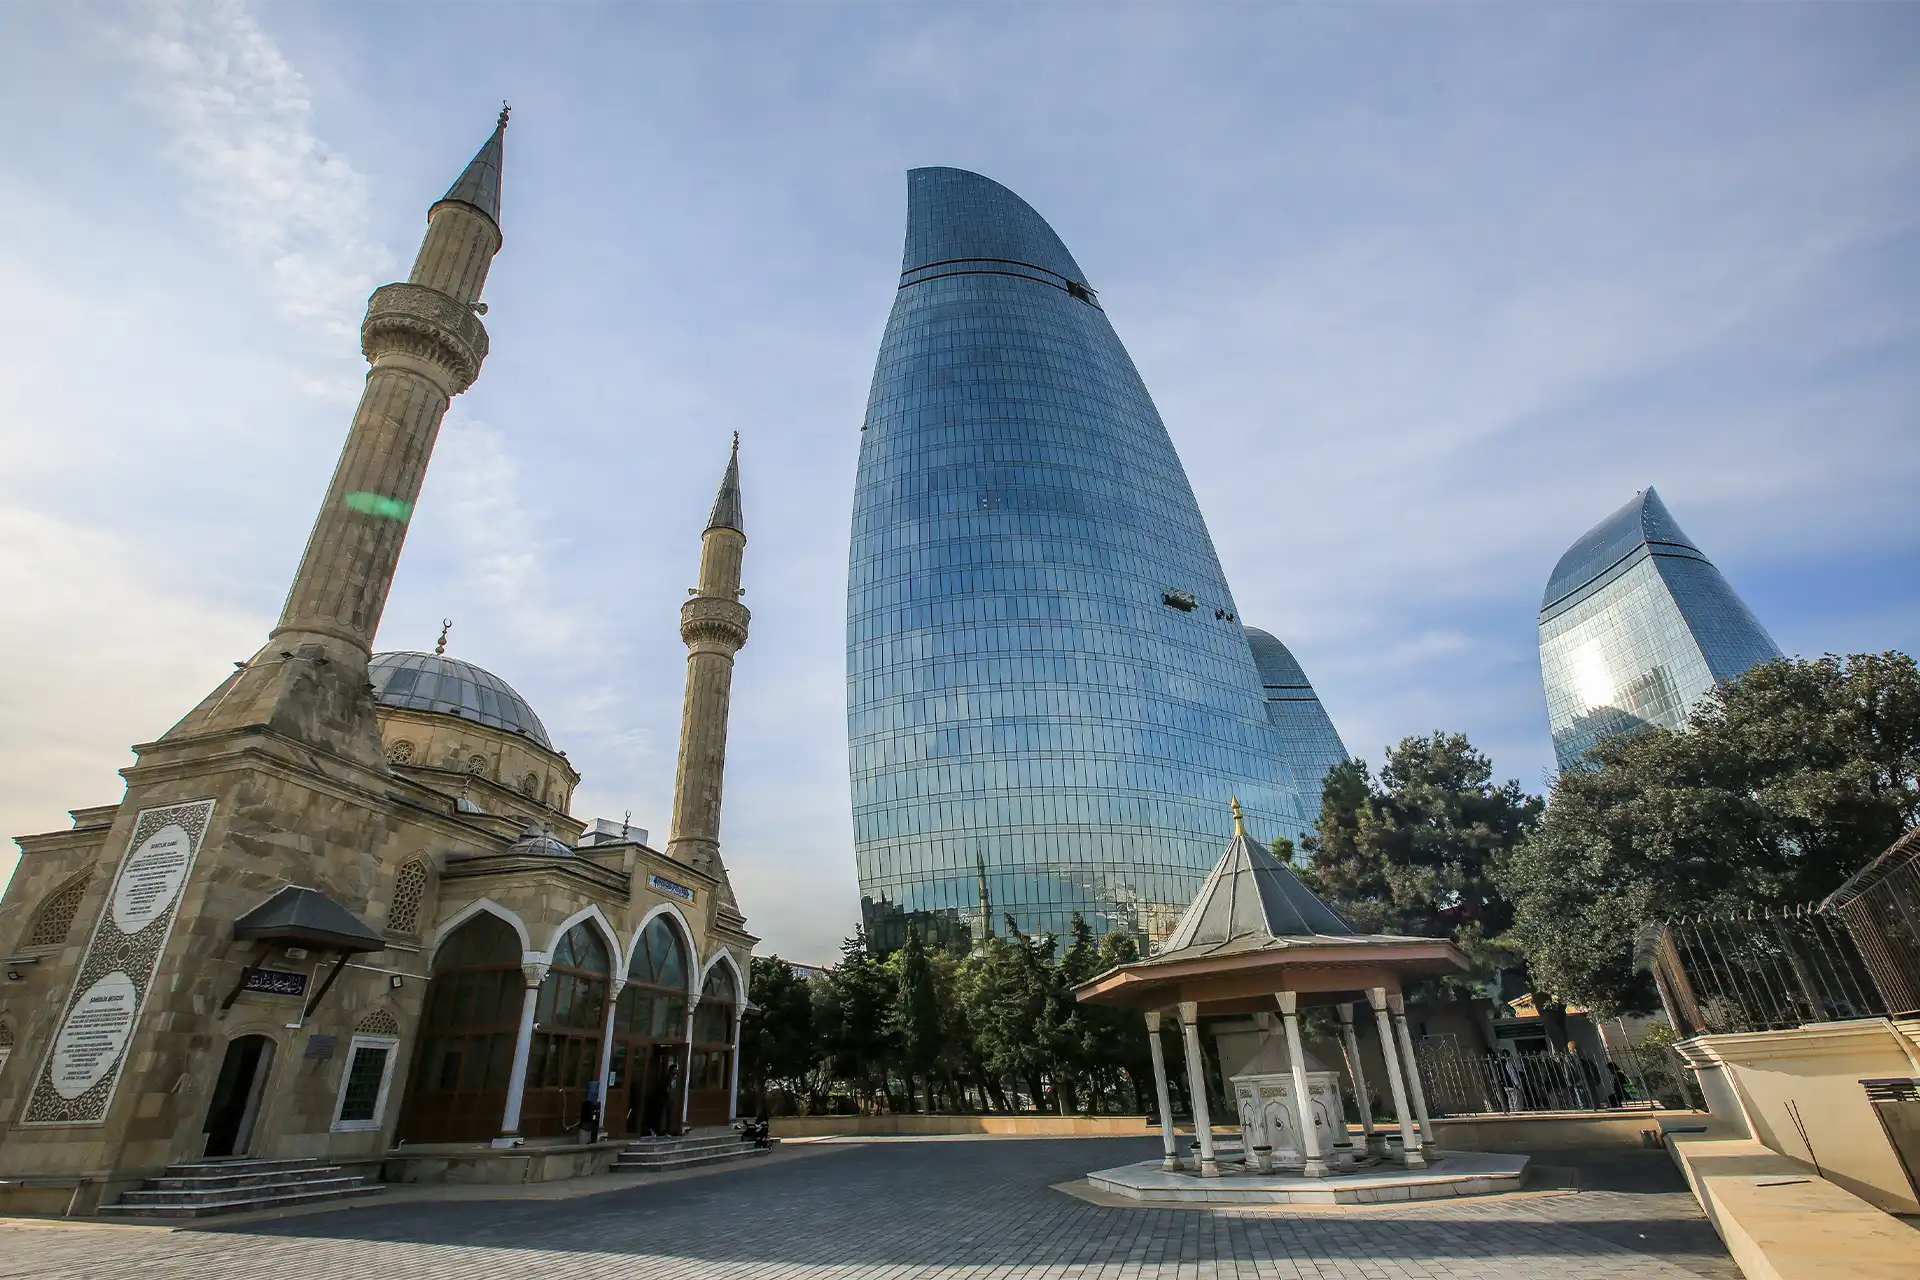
[613,1131,774,1173]
[99,1158,384,1220]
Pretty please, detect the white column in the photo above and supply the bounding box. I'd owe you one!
[1338,1002,1384,1159]
[592,977,625,1142]
[1144,1011,1181,1171]
[1176,1001,1219,1177]
[1368,986,1424,1169]
[727,1005,745,1122]
[679,994,701,1133]
[495,959,549,1146]
[1276,991,1329,1177]
[1387,991,1436,1155]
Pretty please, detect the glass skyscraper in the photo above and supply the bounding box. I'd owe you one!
[1244,627,1349,821]
[847,167,1312,949]
[1539,487,1781,773]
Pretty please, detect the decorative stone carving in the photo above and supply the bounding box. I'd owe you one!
[1230,1034,1356,1172]
[387,859,430,936]
[355,1008,401,1036]
[679,596,750,650]
[360,282,490,393]
[25,872,91,949]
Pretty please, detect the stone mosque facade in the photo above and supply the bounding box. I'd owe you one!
[0,112,758,1211]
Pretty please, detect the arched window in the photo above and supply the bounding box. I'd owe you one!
[25,872,91,949]
[688,963,738,1126]
[606,916,691,1137]
[395,912,523,1144]
[520,922,611,1137]
[0,1019,14,1078]
[387,859,431,936]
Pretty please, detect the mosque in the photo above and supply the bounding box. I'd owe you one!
[0,111,759,1213]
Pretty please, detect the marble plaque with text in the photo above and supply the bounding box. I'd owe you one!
[20,800,216,1126]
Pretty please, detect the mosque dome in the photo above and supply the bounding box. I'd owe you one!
[369,651,553,749]
[506,823,573,858]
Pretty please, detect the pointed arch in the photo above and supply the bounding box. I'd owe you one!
[386,858,433,936]
[543,904,619,966]
[630,903,699,994]
[24,868,93,949]
[699,948,744,1002]
[427,898,531,964]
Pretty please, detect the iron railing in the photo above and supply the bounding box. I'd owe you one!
[1641,830,1920,1038]
[1414,1047,1654,1116]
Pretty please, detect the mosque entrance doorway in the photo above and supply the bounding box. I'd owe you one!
[688,965,738,1128]
[203,1035,276,1158]
[396,912,524,1144]
[517,922,611,1138]
[606,916,691,1137]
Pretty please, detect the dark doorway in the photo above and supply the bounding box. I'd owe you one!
[203,1035,276,1158]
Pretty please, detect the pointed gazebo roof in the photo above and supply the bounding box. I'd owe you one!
[438,105,508,227]
[1075,802,1468,1014]
[707,433,744,535]
[1157,801,1354,957]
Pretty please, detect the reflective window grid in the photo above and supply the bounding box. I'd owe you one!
[1539,490,1781,774]
[848,169,1317,951]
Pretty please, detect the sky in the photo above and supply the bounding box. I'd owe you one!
[1,2,1916,965]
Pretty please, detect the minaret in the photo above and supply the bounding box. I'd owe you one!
[666,436,750,907]
[167,110,509,762]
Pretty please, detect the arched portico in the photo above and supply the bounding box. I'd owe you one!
[688,955,742,1128]
[605,911,696,1136]
[397,909,527,1143]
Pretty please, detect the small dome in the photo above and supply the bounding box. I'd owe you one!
[507,823,573,859]
[370,651,552,749]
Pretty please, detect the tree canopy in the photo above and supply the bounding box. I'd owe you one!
[1301,732,1543,974]
[1501,652,1920,1013]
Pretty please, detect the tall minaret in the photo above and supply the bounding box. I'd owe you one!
[666,437,750,906]
[168,110,509,762]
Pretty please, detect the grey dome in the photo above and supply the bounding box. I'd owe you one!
[370,651,552,749]
[507,824,572,859]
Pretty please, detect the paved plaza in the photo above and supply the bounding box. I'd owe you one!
[0,1138,1738,1280]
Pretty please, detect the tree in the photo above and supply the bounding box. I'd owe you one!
[738,956,813,1113]
[816,930,895,1111]
[888,925,941,1111]
[1503,652,1920,1013]
[1303,734,1543,970]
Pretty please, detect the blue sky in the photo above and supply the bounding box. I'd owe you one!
[1,2,1915,963]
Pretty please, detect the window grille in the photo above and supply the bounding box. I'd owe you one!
[25,873,91,948]
[387,860,431,936]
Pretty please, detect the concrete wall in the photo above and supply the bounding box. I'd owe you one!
[1678,1018,1920,1215]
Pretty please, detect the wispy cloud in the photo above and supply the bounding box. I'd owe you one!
[119,0,388,343]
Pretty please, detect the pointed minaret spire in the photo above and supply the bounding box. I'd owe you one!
[664,437,752,923]
[706,431,744,534]
[165,110,508,763]
[438,103,507,229]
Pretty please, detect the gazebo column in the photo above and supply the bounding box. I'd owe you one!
[1144,1011,1182,1171]
[1386,991,1437,1156]
[1367,986,1425,1169]
[1338,1002,1385,1159]
[1176,1001,1219,1177]
[495,958,549,1147]
[1276,991,1330,1177]
[592,978,625,1141]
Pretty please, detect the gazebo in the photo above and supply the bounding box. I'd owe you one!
[1075,801,1470,1179]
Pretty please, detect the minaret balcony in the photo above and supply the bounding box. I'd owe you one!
[360,282,491,393]
[680,596,750,651]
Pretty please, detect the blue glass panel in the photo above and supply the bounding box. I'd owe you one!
[847,168,1316,950]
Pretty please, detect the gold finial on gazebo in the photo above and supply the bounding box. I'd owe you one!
[1230,796,1245,839]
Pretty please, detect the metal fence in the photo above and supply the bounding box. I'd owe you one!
[1415,1047,1644,1116]
[1641,830,1920,1038]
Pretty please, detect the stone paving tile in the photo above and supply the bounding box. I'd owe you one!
[0,1140,1738,1280]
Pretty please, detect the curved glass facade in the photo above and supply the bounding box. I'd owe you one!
[847,167,1311,949]
[1244,627,1348,817]
[1539,487,1781,773]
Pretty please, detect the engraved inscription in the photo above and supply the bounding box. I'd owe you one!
[111,824,193,934]
[50,972,137,1099]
